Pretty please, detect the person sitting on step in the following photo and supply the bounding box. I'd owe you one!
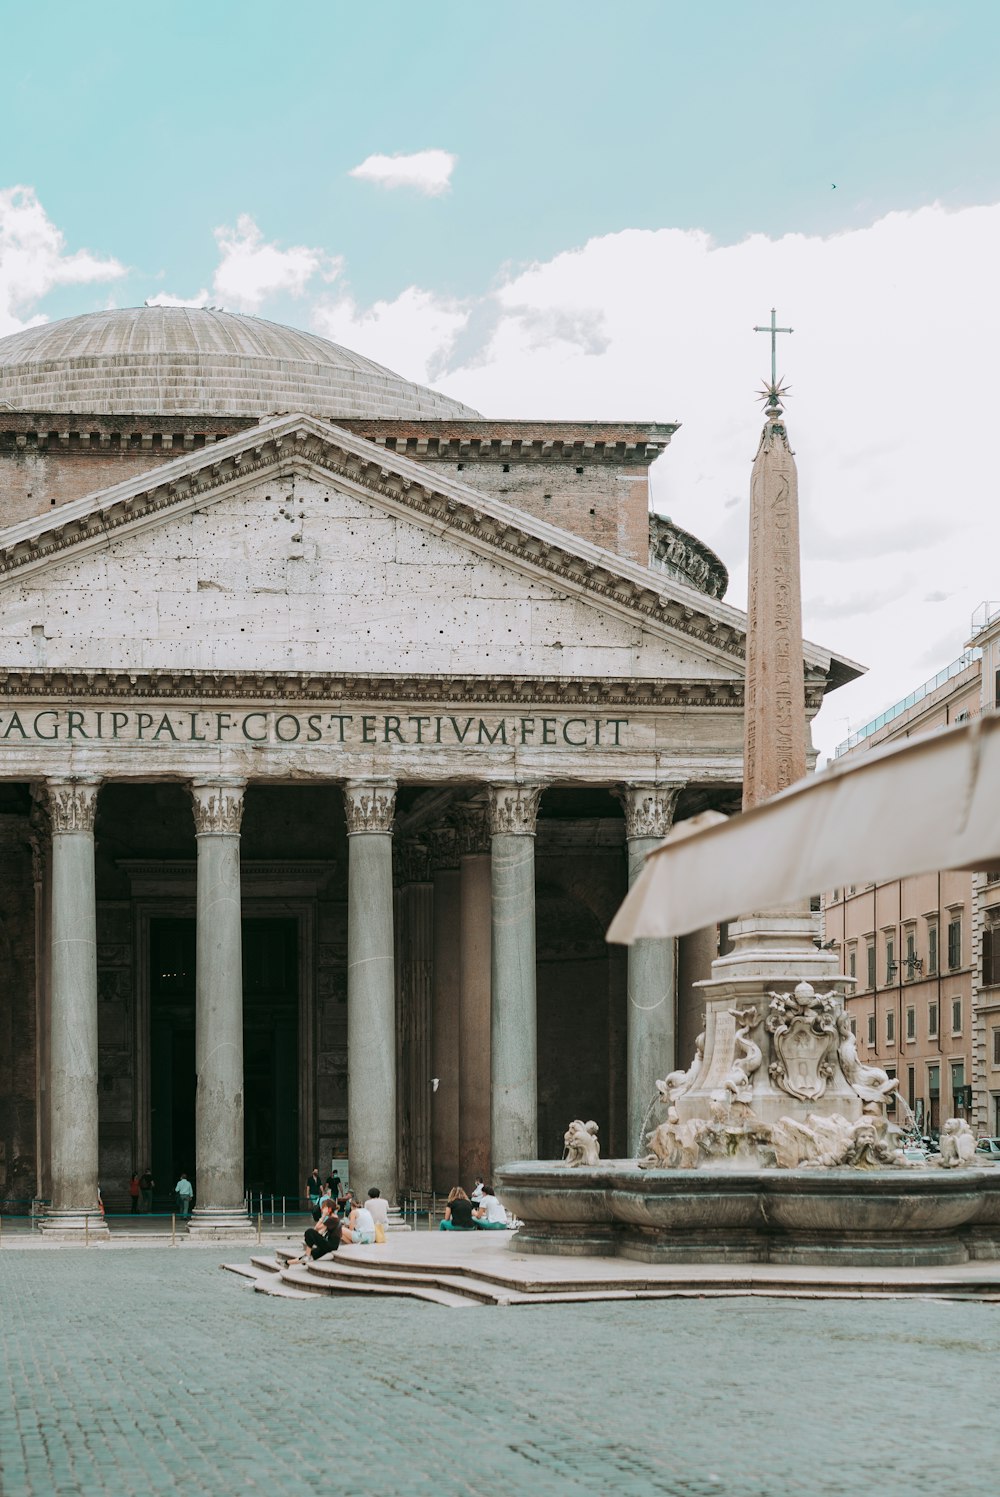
[364,1186,389,1233]
[293,1199,341,1264]
[473,1185,508,1230]
[341,1197,376,1245]
[439,1186,475,1231]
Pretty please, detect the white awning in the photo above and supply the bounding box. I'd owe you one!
[607,711,1000,943]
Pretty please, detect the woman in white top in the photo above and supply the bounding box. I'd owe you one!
[342,1202,376,1244]
[473,1186,508,1230]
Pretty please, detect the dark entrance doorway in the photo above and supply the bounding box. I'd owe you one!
[242,917,299,1197]
[149,918,196,1203]
[148,916,299,1203]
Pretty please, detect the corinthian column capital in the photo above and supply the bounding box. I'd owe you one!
[451,802,491,857]
[47,781,100,834]
[616,782,683,840]
[427,823,460,872]
[488,783,542,837]
[191,781,246,836]
[344,779,397,835]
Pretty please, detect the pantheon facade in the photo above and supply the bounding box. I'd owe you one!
[0,307,857,1231]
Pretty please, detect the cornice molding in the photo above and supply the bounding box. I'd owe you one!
[0,666,756,709]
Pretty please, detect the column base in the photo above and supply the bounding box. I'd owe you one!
[39,1209,111,1241]
[186,1206,256,1239]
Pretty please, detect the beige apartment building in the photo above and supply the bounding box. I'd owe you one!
[823,602,1000,1138]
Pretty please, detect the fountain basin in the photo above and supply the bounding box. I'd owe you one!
[496,1160,1000,1267]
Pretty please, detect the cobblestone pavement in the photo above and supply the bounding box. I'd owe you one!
[0,1248,997,1497]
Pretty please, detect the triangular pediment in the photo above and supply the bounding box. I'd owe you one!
[0,413,859,691]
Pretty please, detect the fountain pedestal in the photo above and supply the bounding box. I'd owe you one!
[673,912,860,1129]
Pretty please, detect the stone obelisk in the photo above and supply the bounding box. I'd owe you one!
[671,335,856,1126]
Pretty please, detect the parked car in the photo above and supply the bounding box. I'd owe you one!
[975,1138,1000,1161]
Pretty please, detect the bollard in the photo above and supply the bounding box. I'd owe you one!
[84,1213,90,1247]
[270,1194,274,1224]
[256,1211,262,1245]
[282,1195,286,1230]
[171,1213,176,1247]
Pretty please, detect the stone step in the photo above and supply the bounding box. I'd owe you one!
[306,1258,505,1305]
[279,1262,473,1307]
[249,1255,281,1275]
[220,1261,263,1281]
[252,1277,315,1300]
[326,1251,1000,1300]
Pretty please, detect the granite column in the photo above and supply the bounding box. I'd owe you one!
[42,781,107,1237]
[489,784,541,1169]
[345,779,398,1203]
[456,805,492,1186]
[189,781,250,1234]
[429,826,461,1194]
[619,783,683,1156]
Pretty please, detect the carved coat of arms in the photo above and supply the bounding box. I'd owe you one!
[766,982,838,1102]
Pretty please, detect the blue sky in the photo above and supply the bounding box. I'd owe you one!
[5,0,999,316]
[2,0,999,758]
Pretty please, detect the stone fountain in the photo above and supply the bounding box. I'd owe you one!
[497,363,1000,1267]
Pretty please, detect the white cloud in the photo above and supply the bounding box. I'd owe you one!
[0,185,125,336]
[360,205,1000,761]
[144,290,211,308]
[348,149,456,197]
[312,286,469,385]
[210,214,340,313]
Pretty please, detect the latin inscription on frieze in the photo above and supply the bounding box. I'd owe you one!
[0,705,630,750]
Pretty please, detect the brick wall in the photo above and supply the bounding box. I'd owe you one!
[1,414,668,567]
[0,416,256,526]
[418,458,650,565]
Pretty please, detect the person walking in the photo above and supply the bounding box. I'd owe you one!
[138,1168,154,1214]
[174,1173,194,1219]
[305,1167,323,1220]
[128,1174,140,1215]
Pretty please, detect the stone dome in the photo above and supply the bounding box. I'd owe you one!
[0,306,480,420]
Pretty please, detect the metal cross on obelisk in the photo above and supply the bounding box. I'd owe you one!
[753,307,793,389]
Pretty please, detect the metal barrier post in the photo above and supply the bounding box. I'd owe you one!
[256,1211,262,1244]
[171,1213,176,1247]
[282,1196,286,1229]
[84,1213,90,1247]
[270,1194,274,1224]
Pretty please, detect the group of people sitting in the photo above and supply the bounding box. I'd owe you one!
[293,1173,511,1263]
[438,1181,509,1231]
[294,1183,388,1265]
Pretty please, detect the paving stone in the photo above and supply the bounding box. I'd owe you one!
[0,1248,997,1496]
